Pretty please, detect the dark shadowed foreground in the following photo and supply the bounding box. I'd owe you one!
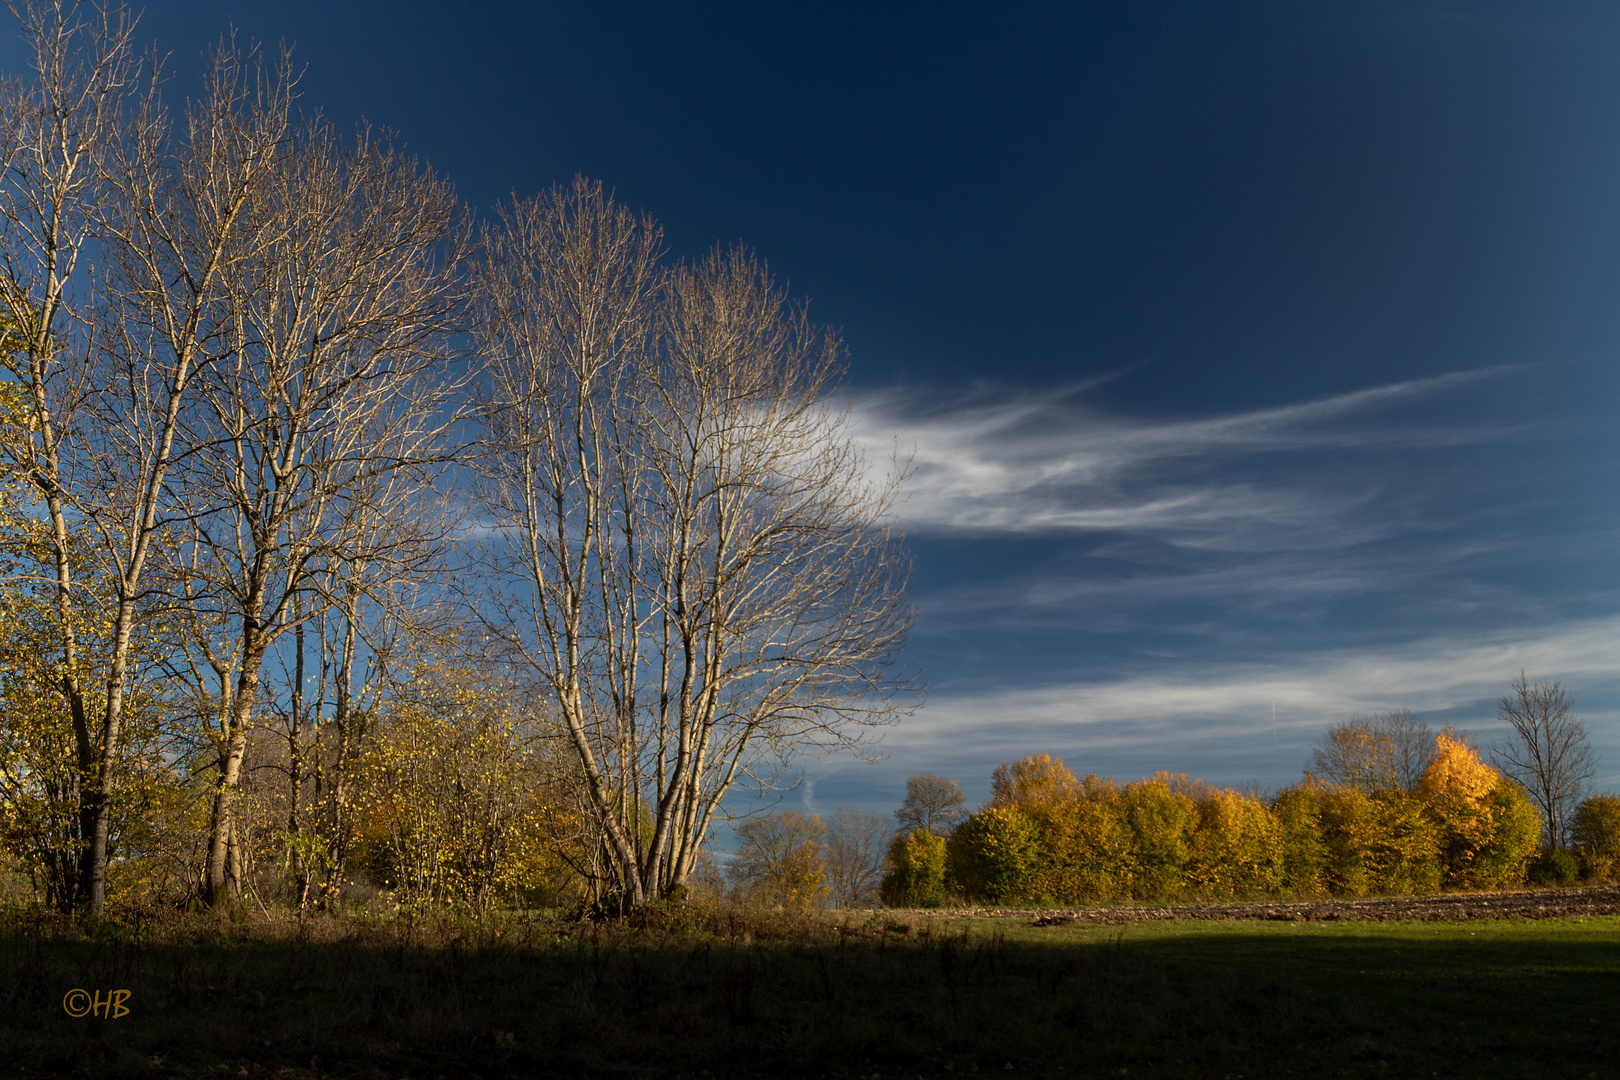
[3,900,1618,1078]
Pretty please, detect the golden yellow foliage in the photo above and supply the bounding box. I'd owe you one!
[946,806,1043,902]
[1184,789,1284,899]
[1031,793,1134,902]
[1318,786,1441,896]
[1271,784,1328,895]
[989,754,1079,813]
[880,827,947,907]
[356,665,566,908]
[1115,778,1195,899]
[1417,730,1502,888]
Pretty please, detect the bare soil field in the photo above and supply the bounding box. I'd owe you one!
[932,884,1620,925]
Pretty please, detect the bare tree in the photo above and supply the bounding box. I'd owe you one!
[1381,709,1434,795]
[474,177,916,911]
[1307,710,1432,795]
[1493,674,1596,849]
[894,773,967,836]
[153,90,465,905]
[823,806,887,907]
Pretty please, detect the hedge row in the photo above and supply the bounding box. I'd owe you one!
[880,735,1620,906]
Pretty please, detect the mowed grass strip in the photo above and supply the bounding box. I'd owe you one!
[2,907,1617,1078]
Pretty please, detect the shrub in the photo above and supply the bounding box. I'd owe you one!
[1365,790,1442,894]
[1318,786,1440,896]
[1117,778,1193,899]
[1473,778,1541,888]
[1571,793,1620,882]
[879,828,947,908]
[1271,784,1326,895]
[1529,847,1578,886]
[1183,789,1284,898]
[946,807,1043,903]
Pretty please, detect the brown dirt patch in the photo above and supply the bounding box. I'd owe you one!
[926,886,1620,925]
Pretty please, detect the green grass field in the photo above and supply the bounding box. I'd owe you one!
[3,906,1618,1078]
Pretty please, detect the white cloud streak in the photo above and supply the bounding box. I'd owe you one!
[852,366,1518,541]
[886,614,1620,758]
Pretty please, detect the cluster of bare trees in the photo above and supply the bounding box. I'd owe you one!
[1308,675,1600,851]
[0,2,914,918]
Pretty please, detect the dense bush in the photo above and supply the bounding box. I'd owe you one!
[1419,731,1507,889]
[1317,787,1441,896]
[1473,779,1542,888]
[1183,789,1284,898]
[1031,791,1134,902]
[1271,784,1327,894]
[879,828,947,907]
[946,807,1044,903]
[1529,847,1579,886]
[933,743,1554,907]
[1571,794,1620,882]
[1117,778,1194,899]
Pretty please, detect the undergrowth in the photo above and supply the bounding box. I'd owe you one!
[3,900,1618,1078]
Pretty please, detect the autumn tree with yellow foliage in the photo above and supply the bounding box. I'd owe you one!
[1417,730,1537,889]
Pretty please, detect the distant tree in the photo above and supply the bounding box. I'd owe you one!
[895,773,967,836]
[988,754,1079,812]
[729,810,829,907]
[1308,711,1432,794]
[1492,675,1597,849]
[946,806,1043,904]
[823,808,887,908]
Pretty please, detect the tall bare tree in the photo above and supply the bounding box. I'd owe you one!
[1493,674,1596,849]
[0,0,243,918]
[894,773,967,836]
[824,806,887,907]
[475,177,915,911]
[157,102,464,905]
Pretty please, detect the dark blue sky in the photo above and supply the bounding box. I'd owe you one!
[15,2,1620,813]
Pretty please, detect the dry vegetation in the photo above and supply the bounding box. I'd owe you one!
[6,899,1620,1078]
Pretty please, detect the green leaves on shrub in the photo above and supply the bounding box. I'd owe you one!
[1529,847,1578,886]
[946,807,1043,903]
[1473,779,1542,888]
[1571,793,1620,882]
[879,828,947,907]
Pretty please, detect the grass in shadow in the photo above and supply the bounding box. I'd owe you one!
[3,903,1618,1077]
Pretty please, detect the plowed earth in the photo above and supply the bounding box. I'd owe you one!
[929,885,1620,925]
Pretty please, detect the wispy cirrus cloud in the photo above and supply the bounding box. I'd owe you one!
[861,613,1620,788]
[852,366,1520,543]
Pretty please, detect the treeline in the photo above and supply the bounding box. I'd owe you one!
[883,725,1620,908]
